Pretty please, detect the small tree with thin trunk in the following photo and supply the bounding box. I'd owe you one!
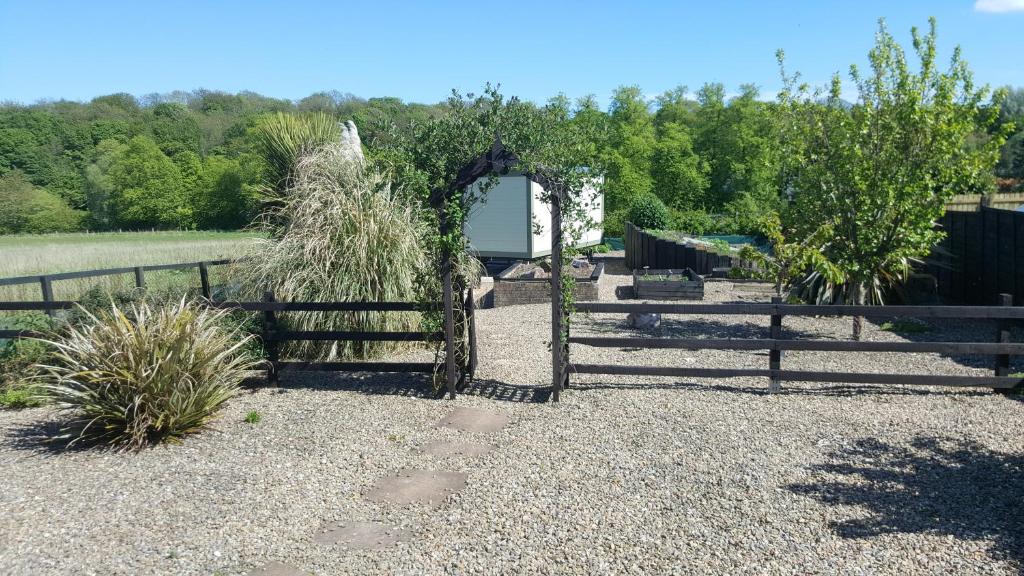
[779,18,1009,339]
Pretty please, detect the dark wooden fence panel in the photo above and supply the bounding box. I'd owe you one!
[930,206,1024,306]
[623,222,739,276]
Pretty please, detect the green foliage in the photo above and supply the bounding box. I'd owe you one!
[36,298,259,449]
[194,155,262,229]
[669,209,714,234]
[238,144,430,361]
[779,18,1008,306]
[105,136,191,228]
[739,213,839,296]
[244,410,262,424]
[602,208,627,237]
[628,192,669,230]
[0,171,85,233]
[251,112,341,200]
[651,121,710,209]
[602,87,655,212]
[0,312,56,408]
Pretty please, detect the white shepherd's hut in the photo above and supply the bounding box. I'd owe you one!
[464,174,604,259]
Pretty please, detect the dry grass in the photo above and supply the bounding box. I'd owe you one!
[0,231,259,301]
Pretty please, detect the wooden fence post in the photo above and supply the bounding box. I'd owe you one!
[133,267,146,290]
[551,185,564,402]
[769,296,783,392]
[39,275,54,318]
[995,293,1012,386]
[440,204,458,401]
[466,285,478,382]
[263,290,279,386]
[199,262,211,300]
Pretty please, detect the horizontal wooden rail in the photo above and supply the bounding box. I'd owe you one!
[0,301,76,310]
[0,259,233,287]
[0,330,44,339]
[568,336,1024,355]
[276,361,435,373]
[575,301,1024,319]
[215,301,442,312]
[569,363,1022,389]
[270,330,441,342]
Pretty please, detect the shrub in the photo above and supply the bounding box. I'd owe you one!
[669,209,714,234]
[603,208,627,237]
[36,298,260,449]
[238,144,431,361]
[0,312,57,409]
[628,192,669,230]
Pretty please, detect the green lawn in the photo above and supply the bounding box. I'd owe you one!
[0,231,261,301]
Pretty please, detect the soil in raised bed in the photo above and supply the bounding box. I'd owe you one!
[509,261,595,280]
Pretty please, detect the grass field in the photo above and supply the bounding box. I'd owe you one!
[0,231,261,301]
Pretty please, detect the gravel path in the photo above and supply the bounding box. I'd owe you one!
[1,273,1022,575]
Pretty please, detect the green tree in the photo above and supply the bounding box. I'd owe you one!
[0,171,84,233]
[781,18,1008,337]
[651,121,709,210]
[194,154,262,229]
[106,136,190,229]
[603,86,655,212]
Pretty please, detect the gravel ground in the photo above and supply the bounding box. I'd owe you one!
[1,273,1022,575]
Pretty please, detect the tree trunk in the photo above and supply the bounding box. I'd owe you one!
[851,282,865,341]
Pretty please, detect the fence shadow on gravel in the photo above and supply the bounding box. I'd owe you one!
[567,380,995,398]
[268,371,550,403]
[788,436,1024,566]
[866,317,1024,373]
[578,317,822,341]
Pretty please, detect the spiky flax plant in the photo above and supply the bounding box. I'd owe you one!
[35,298,260,450]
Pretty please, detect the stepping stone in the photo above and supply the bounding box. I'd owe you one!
[249,561,311,576]
[314,520,411,550]
[420,440,494,457]
[365,469,467,508]
[435,407,510,433]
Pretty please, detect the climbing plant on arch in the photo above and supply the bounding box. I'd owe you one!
[379,86,601,399]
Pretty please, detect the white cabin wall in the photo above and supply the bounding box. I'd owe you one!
[464,176,530,257]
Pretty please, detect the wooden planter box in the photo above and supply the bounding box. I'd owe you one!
[633,268,704,300]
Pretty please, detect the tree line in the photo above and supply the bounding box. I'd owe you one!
[1,50,1022,237]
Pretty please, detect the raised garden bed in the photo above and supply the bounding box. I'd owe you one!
[633,268,704,300]
[492,260,603,307]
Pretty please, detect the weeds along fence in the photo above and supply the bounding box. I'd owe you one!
[0,287,479,399]
[623,222,744,274]
[929,206,1024,306]
[550,295,1024,397]
[0,259,234,314]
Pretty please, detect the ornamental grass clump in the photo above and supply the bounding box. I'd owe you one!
[240,143,431,361]
[36,298,260,450]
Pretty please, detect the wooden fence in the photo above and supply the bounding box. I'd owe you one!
[0,288,478,399]
[0,258,234,315]
[945,192,1024,212]
[623,222,741,274]
[929,206,1024,306]
[552,295,1023,396]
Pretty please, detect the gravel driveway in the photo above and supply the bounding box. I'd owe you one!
[1,272,1022,575]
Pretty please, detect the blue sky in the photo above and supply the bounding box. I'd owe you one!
[0,0,1021,107]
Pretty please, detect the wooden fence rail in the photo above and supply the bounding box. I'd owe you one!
[0,292,471,397]
[560,295,1024,393]
[0,258,235,316]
